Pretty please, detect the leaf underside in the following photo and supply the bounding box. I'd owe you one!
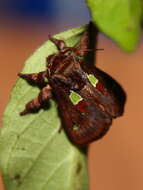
[0,25,88,190]
[87,0,142,51]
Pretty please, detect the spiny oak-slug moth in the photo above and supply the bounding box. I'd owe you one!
[18,28,126,146]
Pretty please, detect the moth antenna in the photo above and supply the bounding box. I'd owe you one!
[77,48,103,53]
[96,48,104,51]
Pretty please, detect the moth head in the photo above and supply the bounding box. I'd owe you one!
[46,48,82,77]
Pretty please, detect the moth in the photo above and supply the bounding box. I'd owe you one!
[18,30,126,146]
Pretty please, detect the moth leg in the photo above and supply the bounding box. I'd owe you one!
[20,85,52,115]
[48,35,67,50]
[18,71,48,88]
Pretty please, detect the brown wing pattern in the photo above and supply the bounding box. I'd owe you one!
[52,83,112,146]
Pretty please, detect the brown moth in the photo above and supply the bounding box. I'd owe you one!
[18,29,126,146]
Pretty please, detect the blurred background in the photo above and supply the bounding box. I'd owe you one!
[0,1,143,190]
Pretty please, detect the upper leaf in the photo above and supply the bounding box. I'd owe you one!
[87,0,142,51]
[0,25,88,190]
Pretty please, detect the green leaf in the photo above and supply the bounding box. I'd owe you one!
[86,0,142,51]
[0,25,89,190]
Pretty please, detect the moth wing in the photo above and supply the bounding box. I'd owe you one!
[81,64,126,118]
[53,85,112,146]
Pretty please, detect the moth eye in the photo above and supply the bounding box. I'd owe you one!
[86,74,99,87]
[69,90,83,105]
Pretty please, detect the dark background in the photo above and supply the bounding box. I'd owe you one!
[0,1,143,190]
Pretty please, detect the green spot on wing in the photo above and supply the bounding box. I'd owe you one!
[86,74,98,87]
[73,126,80,131]
[69,91,83,105]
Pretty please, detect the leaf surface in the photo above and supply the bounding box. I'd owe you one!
[87,0,142,51]
[0,25,88,190]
